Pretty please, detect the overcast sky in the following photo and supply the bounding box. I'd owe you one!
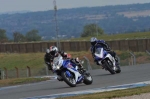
[0,0,150,13]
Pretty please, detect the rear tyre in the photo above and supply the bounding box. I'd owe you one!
[61,71,76,87]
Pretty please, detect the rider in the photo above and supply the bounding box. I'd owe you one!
[44,46,84,80]
[44,46,59,70]
[44,46,83,70]
[90,37,119,67]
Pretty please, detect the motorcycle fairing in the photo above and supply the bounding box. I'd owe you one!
[63,59,81,83]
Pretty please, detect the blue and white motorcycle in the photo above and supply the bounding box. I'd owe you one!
[52,55,93,87]
[94,47,121,74]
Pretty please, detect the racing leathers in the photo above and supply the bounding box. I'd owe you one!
[44,50,83,71]
[44,50,67,70]
[90,40,119,66]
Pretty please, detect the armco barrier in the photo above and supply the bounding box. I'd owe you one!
[0,39,150,53]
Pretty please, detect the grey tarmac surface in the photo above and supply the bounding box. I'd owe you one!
[0,63,150,99]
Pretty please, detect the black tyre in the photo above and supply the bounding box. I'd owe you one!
[83,73,93,85]
[61,71,76,87]
[104,60,115,74]
[115,65,121,73]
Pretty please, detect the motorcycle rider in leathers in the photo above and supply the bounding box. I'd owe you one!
[90,37,119,68]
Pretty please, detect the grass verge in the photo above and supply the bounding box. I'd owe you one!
[0,77,49,87]
[59,85,150,99]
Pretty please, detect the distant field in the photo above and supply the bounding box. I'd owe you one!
[82,10,150,20]
[117,10,150,18]
[70,31,150,41]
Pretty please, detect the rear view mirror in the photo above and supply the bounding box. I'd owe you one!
[81,61,84,64]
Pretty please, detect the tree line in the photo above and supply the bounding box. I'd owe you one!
[1,3,150,39]
[0,23,104,43]
[0,29,42,43]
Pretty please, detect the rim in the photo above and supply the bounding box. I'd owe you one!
[85,75,92,81]
[107,60,113,68]
[65,73,76,84]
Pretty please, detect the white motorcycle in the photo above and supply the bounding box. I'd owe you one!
[94,47,121,74]
[52,55,93,87]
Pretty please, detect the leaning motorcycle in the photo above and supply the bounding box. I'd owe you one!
[52,55,93,87]
[94,47,121,74]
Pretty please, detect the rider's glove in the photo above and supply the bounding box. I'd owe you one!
[46,62,50,65]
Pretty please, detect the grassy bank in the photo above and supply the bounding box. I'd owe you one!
[0,49,150,85]
[69,31,150,41]
[0,51,150,72]
[0,51,88,70]
[0,77,49,87]
[59,85,150,99]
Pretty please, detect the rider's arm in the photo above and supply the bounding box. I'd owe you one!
[97,40,111,51]
[44,53,49,64]
[58,51,68,59]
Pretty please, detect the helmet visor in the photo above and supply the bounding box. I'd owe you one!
[91,42,96,46]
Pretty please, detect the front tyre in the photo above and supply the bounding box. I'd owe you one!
[83,73,93,85]
[115,65,121,73]
[61,71,76,87]
[104,60,115,74]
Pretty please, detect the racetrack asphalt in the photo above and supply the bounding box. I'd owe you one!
[0,63,150,99]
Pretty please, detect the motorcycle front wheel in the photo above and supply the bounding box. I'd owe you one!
[83,73,93,85]
[115,65,121,73]
[104,60,116,74]
[61,71,76,87]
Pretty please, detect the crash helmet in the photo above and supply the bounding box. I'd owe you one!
[90,37,97,46]
[49,46,58,56]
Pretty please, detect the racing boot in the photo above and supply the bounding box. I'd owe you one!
[57,75,63,81]
[48,65,52,70]
[114,56,120,67]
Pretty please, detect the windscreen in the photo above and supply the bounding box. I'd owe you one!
[95,48,103,54]
[53,55,63,67]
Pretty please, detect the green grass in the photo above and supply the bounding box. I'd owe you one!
[0,53,45,70]
[59,85,150,99]
[0,51,88,70]
[1,31,150,71]
[68,31,150,41]
[0,51,150,78]
[0,77,50,87]
[0,51,150,70]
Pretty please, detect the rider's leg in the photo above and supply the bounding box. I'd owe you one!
[108,51,120,66]
[114,56,120,66]
[47,64,52,70]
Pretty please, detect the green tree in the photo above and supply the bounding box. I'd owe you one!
[25,29,41,41]
[13,32,26,42]
[0,28,8,42]
[81,24,104,37]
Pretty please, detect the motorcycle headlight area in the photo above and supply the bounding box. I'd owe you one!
[53,65,61,70]
[56,65,60,70]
